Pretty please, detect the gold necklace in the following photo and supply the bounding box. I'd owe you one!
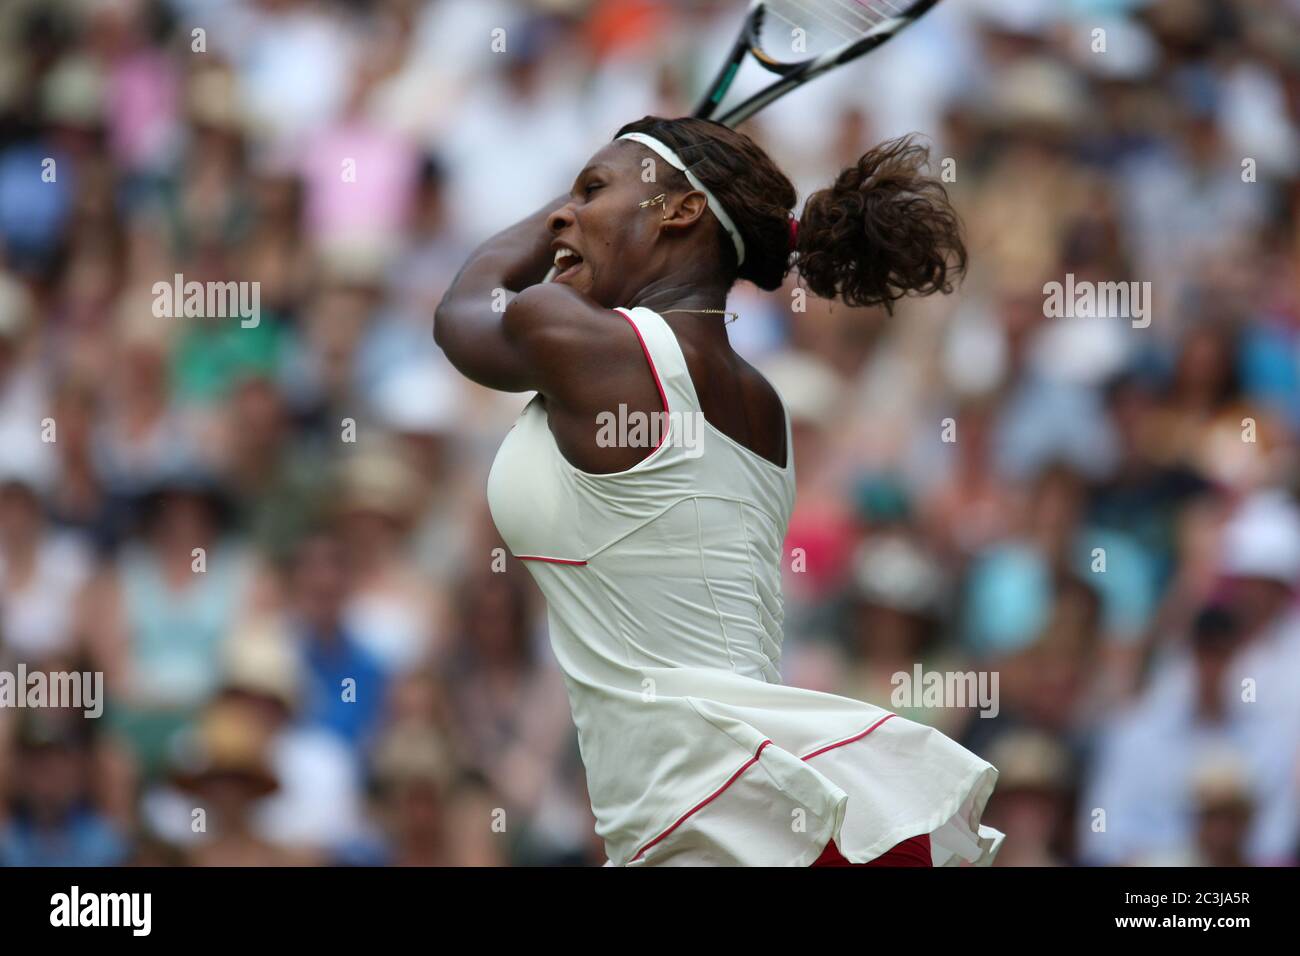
[660,308,739,324]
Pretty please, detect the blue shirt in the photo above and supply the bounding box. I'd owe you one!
[0,808,128,867]
[299,626,388,749]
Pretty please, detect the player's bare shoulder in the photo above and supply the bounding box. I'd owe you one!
[503,283,611,350]
[504,284,651,405]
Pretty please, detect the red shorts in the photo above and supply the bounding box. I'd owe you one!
[810,833,932,867]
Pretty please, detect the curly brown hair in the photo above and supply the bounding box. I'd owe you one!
[614,117,967,312]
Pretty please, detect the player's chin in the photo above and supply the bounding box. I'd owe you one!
[553,263,593,294]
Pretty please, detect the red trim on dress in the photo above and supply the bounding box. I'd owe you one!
[613,308,670,456]
[630,739,773,862]
[513,310,666,571]
[629,712,901,864]
[800,713,896,762]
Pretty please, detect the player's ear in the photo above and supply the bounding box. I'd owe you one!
[662,191,708,232]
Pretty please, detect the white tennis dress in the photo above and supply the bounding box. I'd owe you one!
[487,306,1004,866]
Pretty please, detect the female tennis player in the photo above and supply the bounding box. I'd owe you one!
[434,116,1003,866]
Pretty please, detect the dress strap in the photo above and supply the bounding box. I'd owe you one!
[612,307,702,417]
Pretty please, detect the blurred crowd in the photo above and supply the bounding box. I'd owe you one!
[0,0,1298,867]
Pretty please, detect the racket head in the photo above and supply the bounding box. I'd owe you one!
[711,0,944,126]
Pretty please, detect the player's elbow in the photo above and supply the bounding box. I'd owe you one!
[432,294,460,352]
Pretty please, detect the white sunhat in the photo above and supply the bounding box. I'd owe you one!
[1070,15,1159,81]
[372,359,462,436]
[966,0,1060,36]
[0,273,33,342]
[758,352,845,425]
[1219,490,1300,586]
[852,535,947,616]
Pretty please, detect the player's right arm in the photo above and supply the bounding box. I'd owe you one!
[434,195,603,400]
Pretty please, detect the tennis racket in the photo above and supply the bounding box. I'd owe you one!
[695,0,944,127]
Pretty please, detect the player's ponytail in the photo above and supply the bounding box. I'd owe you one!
[794,135,966,312]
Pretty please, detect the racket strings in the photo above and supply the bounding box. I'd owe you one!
[790,0,901,32]
[845,0,912,23]
[762,0,907,57]
[767,1,858,46]
[856,0,910,20]
[822,0,899,29]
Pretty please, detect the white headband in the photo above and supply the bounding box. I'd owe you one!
[616,132,745,267]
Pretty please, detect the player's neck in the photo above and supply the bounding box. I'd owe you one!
[627,276,729,321]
